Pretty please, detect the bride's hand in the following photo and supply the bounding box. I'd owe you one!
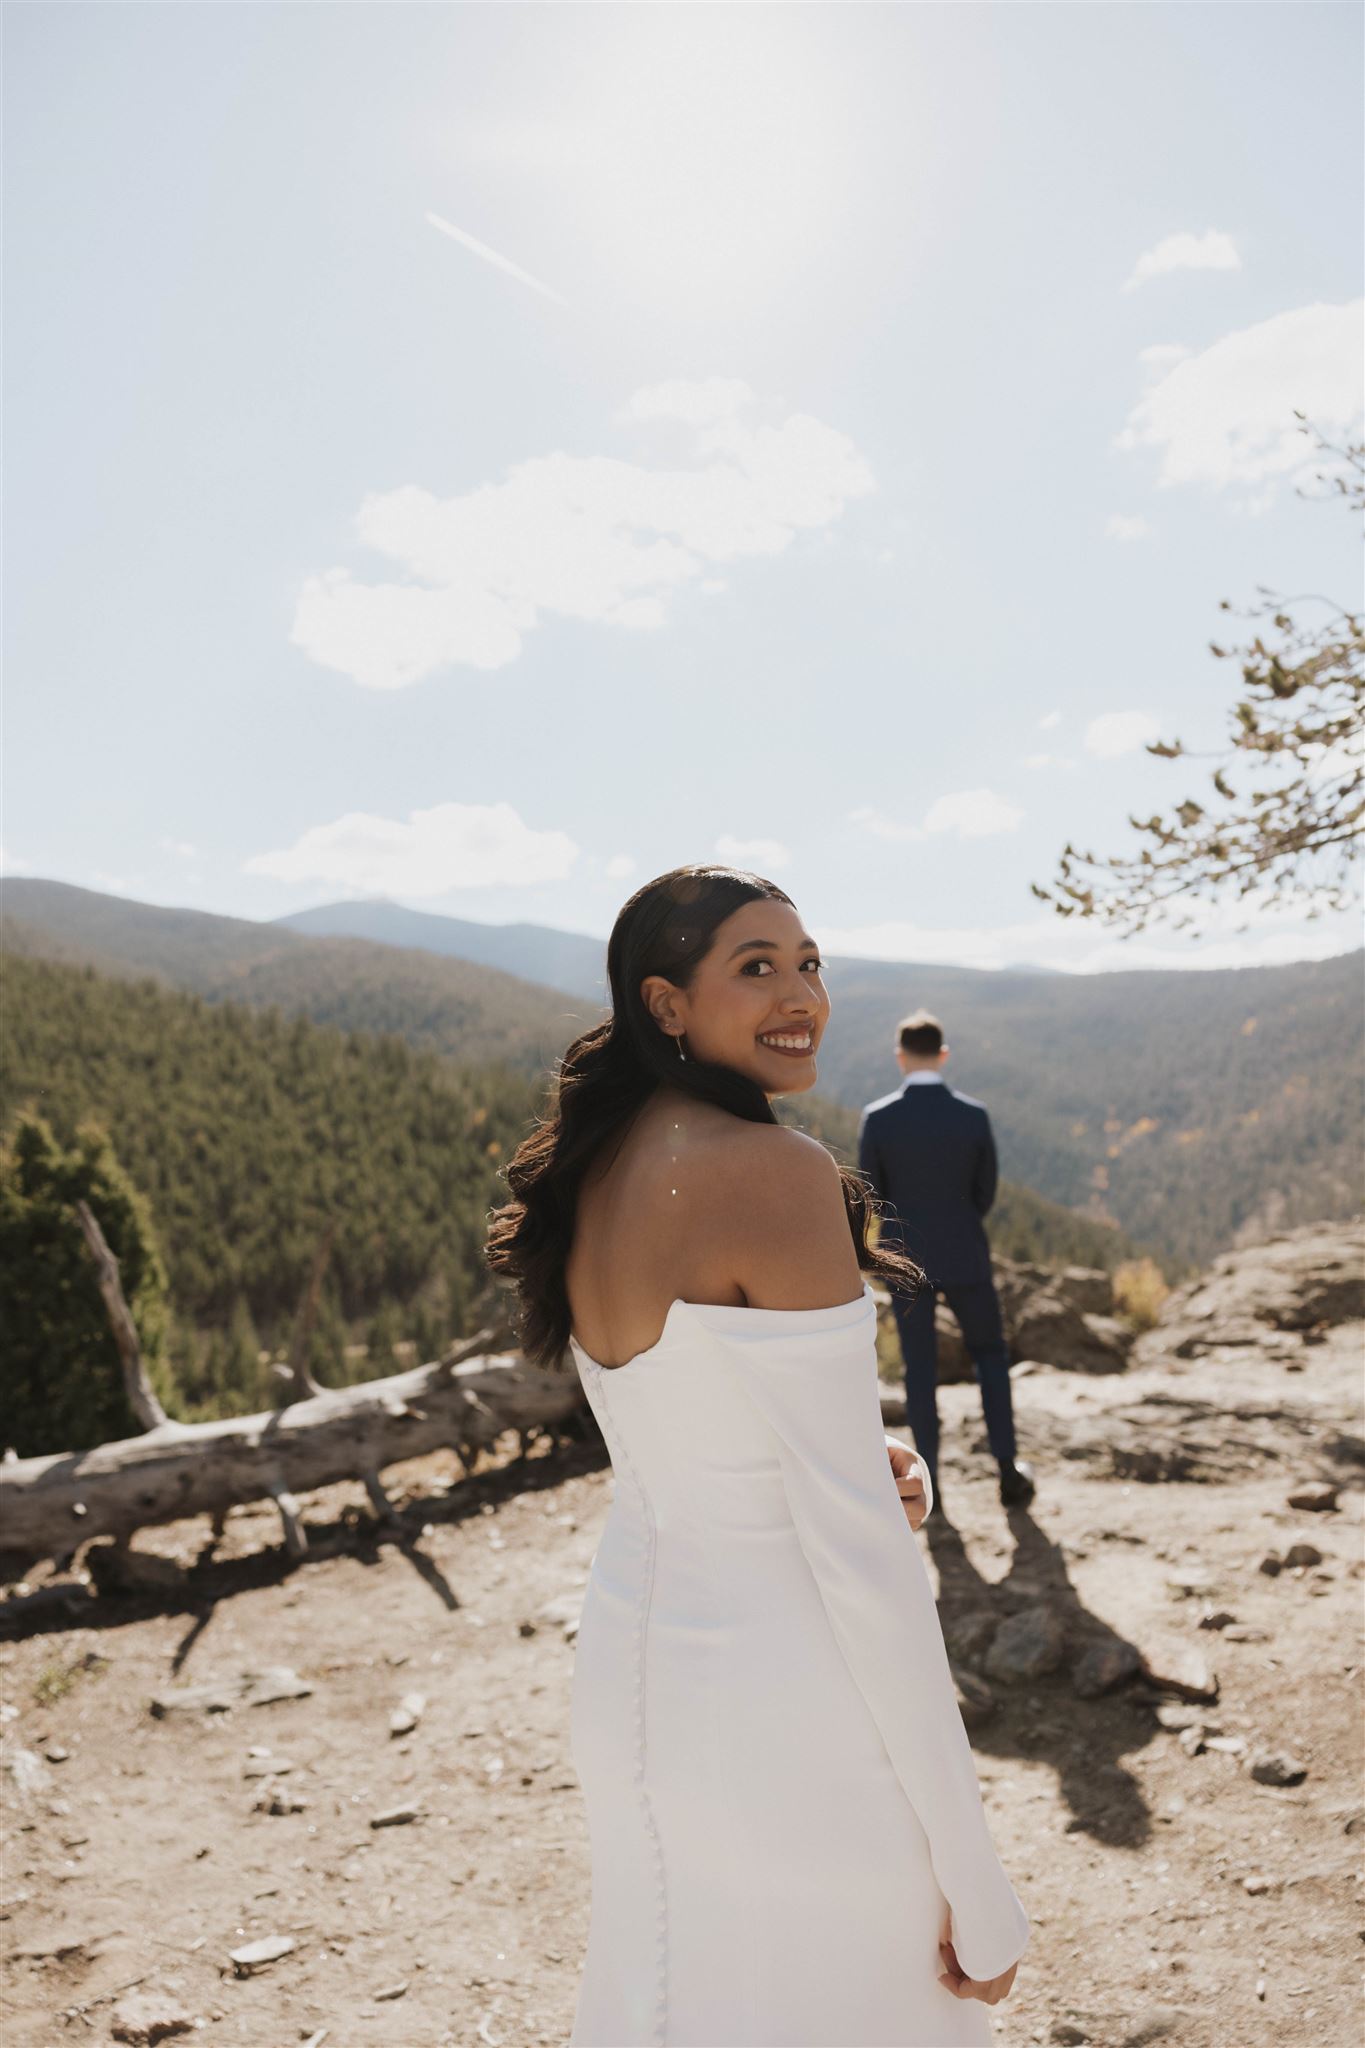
[885,1437,930,1530]
[937,1927,1017,2007]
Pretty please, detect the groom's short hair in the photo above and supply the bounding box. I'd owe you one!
[898,1010,944,1056]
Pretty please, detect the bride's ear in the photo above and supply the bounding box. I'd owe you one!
[639,973,682,1035]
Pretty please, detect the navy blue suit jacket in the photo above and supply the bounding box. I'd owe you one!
[856,1078,998,1287]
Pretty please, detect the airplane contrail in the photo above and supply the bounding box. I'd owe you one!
[425,210,569,308]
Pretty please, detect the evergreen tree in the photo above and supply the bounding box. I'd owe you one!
[0,1112,175,1455]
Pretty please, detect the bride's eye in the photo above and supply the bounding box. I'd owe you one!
[742,958,824,974]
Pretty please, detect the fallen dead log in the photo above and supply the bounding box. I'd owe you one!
[0,1340,586,1572]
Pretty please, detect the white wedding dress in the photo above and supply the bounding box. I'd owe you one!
[566,1281,1028,2048]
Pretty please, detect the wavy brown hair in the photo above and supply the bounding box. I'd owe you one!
[484,865,924,1371]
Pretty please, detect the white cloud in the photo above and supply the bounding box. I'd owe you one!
[90,870,134,894]
[1115,299,1365,506]
[604,853,636,880]
[846,805,923,843]
[1084,711,1162,759]
[922,789,1025,839]
[715,834,792,871]
[292,387,875,689]
[1138,342,1192,374]
[244,802,578,897]
[0,845,33,876]
[849,791,1025,841]
[159,837,199,860]
[1105,513,1151,541]
[1038,709,1062,731]
[1122,228,1242,293]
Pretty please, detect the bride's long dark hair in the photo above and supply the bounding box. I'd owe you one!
[484,865,925,1371]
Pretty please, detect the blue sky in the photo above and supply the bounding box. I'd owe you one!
[5,1,1362,972]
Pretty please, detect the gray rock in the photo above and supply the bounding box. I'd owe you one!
[1282,1542,1325,1568]
[984,1603,1066,1683]
[1287,1482,1339,1512]
[926,1259,1132,1379]
[1071,1638,1141,1699]
[110,1989,195,2043]
[1055,1267,1116,1317]
[1137,1647,1219,1704]
[942,1609,998,1668]
[1139,1219,1364,1362]
[1249,1751,1307,1786]
[1051,2025,1090,2047]
[150,1667,312,1717]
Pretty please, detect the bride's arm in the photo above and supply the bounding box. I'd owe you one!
[720,1132,1028,1984]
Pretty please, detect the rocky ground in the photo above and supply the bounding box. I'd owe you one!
[2,1227,1362,2048]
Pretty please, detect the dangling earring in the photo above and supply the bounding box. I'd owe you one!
[676,1031,687,1062]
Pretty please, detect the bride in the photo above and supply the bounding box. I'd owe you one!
[486,865,1028,2047]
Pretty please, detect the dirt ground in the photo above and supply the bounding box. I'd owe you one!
[2,1323,1362,2048]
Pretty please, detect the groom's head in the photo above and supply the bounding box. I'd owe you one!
[894,1009,949,1075]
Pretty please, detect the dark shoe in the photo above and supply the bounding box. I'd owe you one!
[998,1458,1036,1508]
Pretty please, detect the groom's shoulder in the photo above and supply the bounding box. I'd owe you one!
[946,1085,990,1118]
[861,1086,905,1120]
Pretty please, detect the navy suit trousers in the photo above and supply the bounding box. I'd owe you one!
[891,1276,1017,1483]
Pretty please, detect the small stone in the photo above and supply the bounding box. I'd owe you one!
[373,1981,408,2001]
[243,1756,295,1779]
[1282,1542,1325,1569]
[1204,1735,1246,1755]
[1051,2025,1089,2046]
[1197,1611,1237,1632]
[1287,1482,1339,1512]
[1138,1648,1219,1704]
[369,1804,421,1828]
[1154,1702,1201,1732]
[1165,1568,1214,1598]
[1257,1554,1283,1578]
[1222,1625,1270,1643]
[229,1934,296,1971]
[389,1693,427,1738]
[253,1780,308,1815]
[1249,1751,1307,1787]
[1178,1724,1206,1756]
[44,1744,71,1763]
[1242,1873,1277,1894]
[110,1988,195,2042]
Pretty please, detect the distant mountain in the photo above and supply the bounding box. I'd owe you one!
[276,898,609,1005]
[1,880,597,1076]
[5,878,1361,1267]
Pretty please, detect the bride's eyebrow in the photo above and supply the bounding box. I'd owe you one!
[725,936,820,961]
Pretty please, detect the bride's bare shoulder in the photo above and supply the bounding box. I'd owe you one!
[705,1120,860,1308]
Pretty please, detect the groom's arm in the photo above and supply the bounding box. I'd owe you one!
[971,1113,998,1218]
[857,1108,887,1203]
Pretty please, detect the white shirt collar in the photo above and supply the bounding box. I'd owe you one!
[902,1070,945,1086]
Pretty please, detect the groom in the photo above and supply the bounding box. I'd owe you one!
[857,1010,1035,1514]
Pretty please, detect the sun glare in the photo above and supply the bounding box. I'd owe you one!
[461,15,858,321]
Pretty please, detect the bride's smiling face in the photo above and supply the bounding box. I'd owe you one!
[642,898,830,1098]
